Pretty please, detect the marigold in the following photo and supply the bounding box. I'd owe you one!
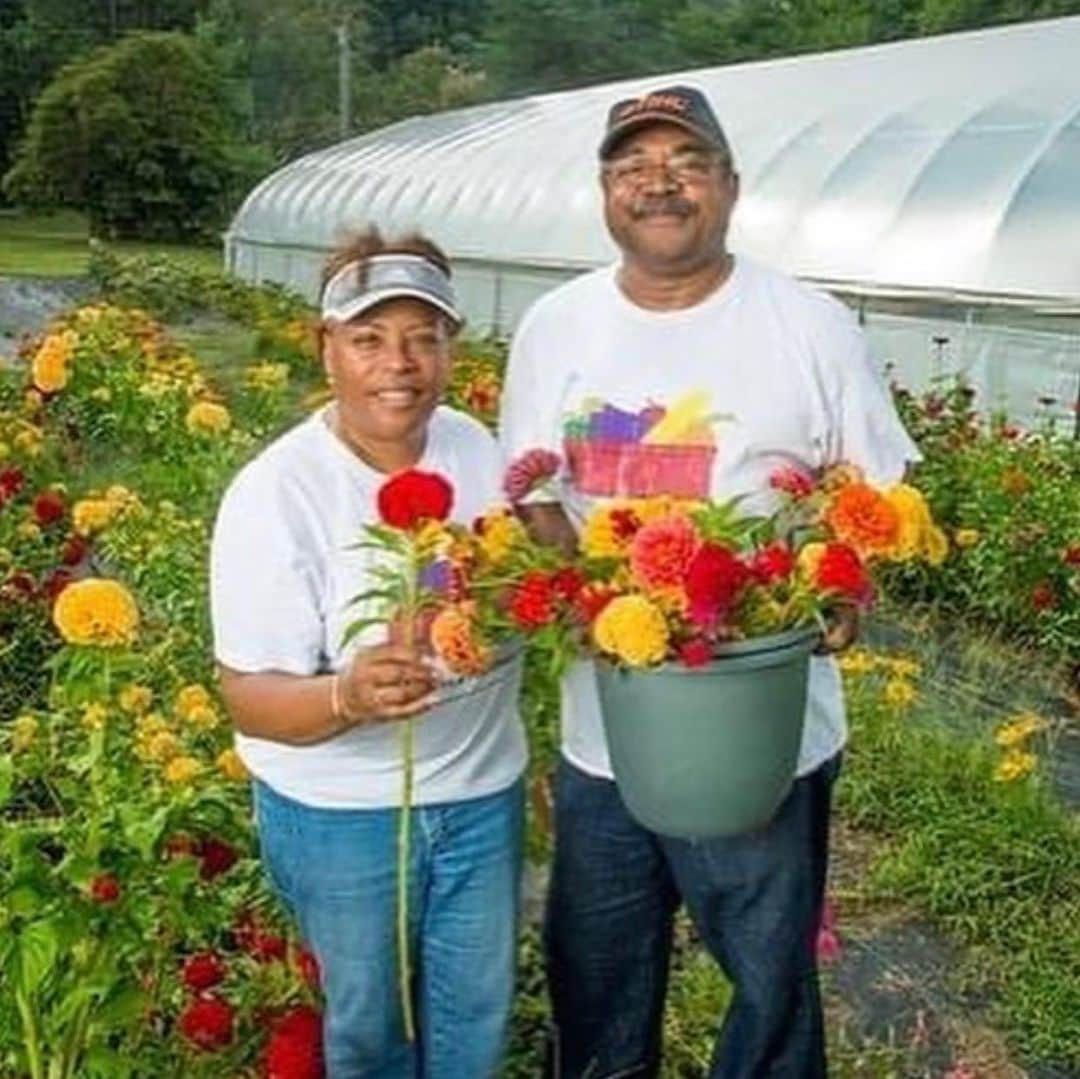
[216,748,249,781]
[883,484,933,561]
[53,577,139,646]
[474,509,525,565]
[837,648,878,676]
[145,730,182,762]
[883,678,917,709]
[81,703,108,730]
[175,684,213,720]
[185,401,232,435]
[165,755,201,784]
[31,330,76,393]
[119,684,153,714]
[994,711,1047,748]
[825,483,901,558]
[430,602,492,676]
[72,498,118,536]
[994,749,1036,783]
[630,514,700,592]
[592,595,670,667]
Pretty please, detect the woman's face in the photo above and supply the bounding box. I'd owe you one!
[322,296,452,449]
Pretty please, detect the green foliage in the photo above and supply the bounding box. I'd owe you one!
[4,31,240,240]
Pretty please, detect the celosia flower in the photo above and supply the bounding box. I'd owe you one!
[630,514,700,593]
[89,873,121,904]
[684,543,749,629]
[748,541,795,584]
[551,567,586,604]
[503,448,561,503]
[377,469,454,529]
[812,543,871,603]
[825,483,901,558]
[574,583,619,624]
[293,946,321,990]
[185,401,232,435]
[592,595,670,667]
[1063,545,1080,567]
[199,838,239,881]
[678,638,713,668]
[581,502,640,559]
[182,952,226,993]
[0,466,25,502]
[32,490,66,527]
[508,571,557,630]
[1031,581,1056,611]
[769,464,816,499]
[60,534,90,566]
[263,1005,324,1079]
[178,995,235,1051]
[430,602,492,676]
[52,577,139,646]
[41,568,73,603]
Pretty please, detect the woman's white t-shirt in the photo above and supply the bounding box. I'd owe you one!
[499,256,921,780]
[210,405,526,809]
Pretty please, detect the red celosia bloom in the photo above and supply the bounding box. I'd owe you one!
[178,995,235,1051]
[377,470,453,530]
[508,571,557,630]
[769,464,816,499]
[61,534,90,566]
[182,952,226,993]
[32,490,66,527]
[198,838,239,881]
[89,873,121,904]
[1031,581,1057,611]
[42,568,73,603]
[749,542,795,585]
[3,571,37,599]
[1063,545,1080,567]
[684,543,749,628]
[251,932,288,964]
[609,508,642,542]
[575,584,619,624]
[294,946,321,991]
[0,467,24,502]
[550,567,586,605]
[815,543,870,602]
[263,1005,324,1079]
[678,638,713,668]
[503,448,561,503]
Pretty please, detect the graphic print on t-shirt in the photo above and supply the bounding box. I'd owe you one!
[562,390,726,499]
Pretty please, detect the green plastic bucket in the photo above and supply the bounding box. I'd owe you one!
[596,626,818,838]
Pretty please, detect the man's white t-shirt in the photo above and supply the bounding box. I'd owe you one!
[210,405,527,809]
[499,256,920,780]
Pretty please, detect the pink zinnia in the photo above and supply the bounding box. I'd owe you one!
[769,464,816,499]
[630,515,699,592]
[503,449,561,503]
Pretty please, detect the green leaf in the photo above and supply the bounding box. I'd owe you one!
[17,919,60,994]
[342,617,386,645]
[0,754,12,809]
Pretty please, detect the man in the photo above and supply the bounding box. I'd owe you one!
[498,86,920,1077]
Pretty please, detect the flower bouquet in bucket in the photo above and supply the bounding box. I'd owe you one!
[506,453,948,839]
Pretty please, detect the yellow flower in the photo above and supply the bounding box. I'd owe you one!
[119,684,153,714]
[883,678,918,710]
[145,731,182,763]
[886,656,921,680]
[954,528,980,549]
[994,750,1036,783]
[216,748,249,782]
[23,389,43,414]
[994,711,1047,749]
[185,703,220,731]
[12,425,43,457]
[164,755,201,784]
[244,362,289,390]
[89,386,112,403]
[135,712,169,738]
[11,714,38,752]
[475,509,525,565]
[884,484,933,561]
[592,595,670,667]
[80,703,108,730]
[73,498,117,536]
[922,526,949,567]
[838,648,878,676]
[104,485,138,510]
[185,401,231,434]
[31,330,76,393]
[17,521,41,542]
[174,684,213,720]
[797,541,826,582]
[52,577,139,647]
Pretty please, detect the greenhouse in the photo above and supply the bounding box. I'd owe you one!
[226,14,1080,427]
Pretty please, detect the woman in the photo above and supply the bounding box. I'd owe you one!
[210,228,526,1078]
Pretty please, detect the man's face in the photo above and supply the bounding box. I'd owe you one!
[601,122,739,274]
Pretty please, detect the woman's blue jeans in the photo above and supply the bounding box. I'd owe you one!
[253,776,525,1079]
[545,754,840,1078]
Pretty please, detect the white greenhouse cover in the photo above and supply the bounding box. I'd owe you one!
[227,14,1080,312]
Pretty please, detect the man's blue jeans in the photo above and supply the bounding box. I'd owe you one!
[254,777,525,1079]
[545,754,840,1078]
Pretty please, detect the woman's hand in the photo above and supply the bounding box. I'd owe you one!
[339,644,439,724]
[815,603,860,655]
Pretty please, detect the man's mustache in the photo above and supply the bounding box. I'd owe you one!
[629,197,695,220]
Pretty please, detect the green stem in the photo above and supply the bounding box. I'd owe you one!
[397,716,416,1042]
[14,985,44,1079]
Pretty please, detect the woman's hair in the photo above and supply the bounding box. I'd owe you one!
[320,226,452,294]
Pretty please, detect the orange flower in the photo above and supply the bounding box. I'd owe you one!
[430,602,492,676]
[825,483,901,558]
[629,514,700,592]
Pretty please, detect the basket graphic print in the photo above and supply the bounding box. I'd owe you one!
[563,391,718,499]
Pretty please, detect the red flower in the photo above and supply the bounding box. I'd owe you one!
[1031,581,1057,611]
[0,467,24,503]
[769,465,815,499]
[182,952,226,993]
[41,568,73,603]
[609,508,642,542]
[377,470,453,530]
[678,638,713,668]
[749,541,795,585]
[815,543,871,603]
[89,873,121,904]
[251,932,288,964]
[294,946,321,991]
[574,583,619,624]
[178,995,235,1051]
[263,1005,324,1079]
[508,571,556,630]
[198,838,239,881]
[503,448,561,503]
[2,571,37,600]
[684,543,749,629]
[61,534,89,566]
[232,910,259,953]
[550,567,586,605]
[32,490,66,527]
[1063,545,1080,567]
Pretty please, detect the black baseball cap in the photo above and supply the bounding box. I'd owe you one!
[599,84,731,160]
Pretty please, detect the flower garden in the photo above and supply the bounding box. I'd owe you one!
[0,252,1077,1078]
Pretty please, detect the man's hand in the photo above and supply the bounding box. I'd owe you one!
[516,502,578,557]
[339,644,438,723]
[815,603,860,655]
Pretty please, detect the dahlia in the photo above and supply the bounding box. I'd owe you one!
[629,514,700,592]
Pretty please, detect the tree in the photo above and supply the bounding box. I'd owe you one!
[4,31,239,239]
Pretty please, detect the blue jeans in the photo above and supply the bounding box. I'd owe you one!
[254,777,525,1079]
[545,754,840,1079]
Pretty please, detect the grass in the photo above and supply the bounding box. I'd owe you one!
[0,210,221,278]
